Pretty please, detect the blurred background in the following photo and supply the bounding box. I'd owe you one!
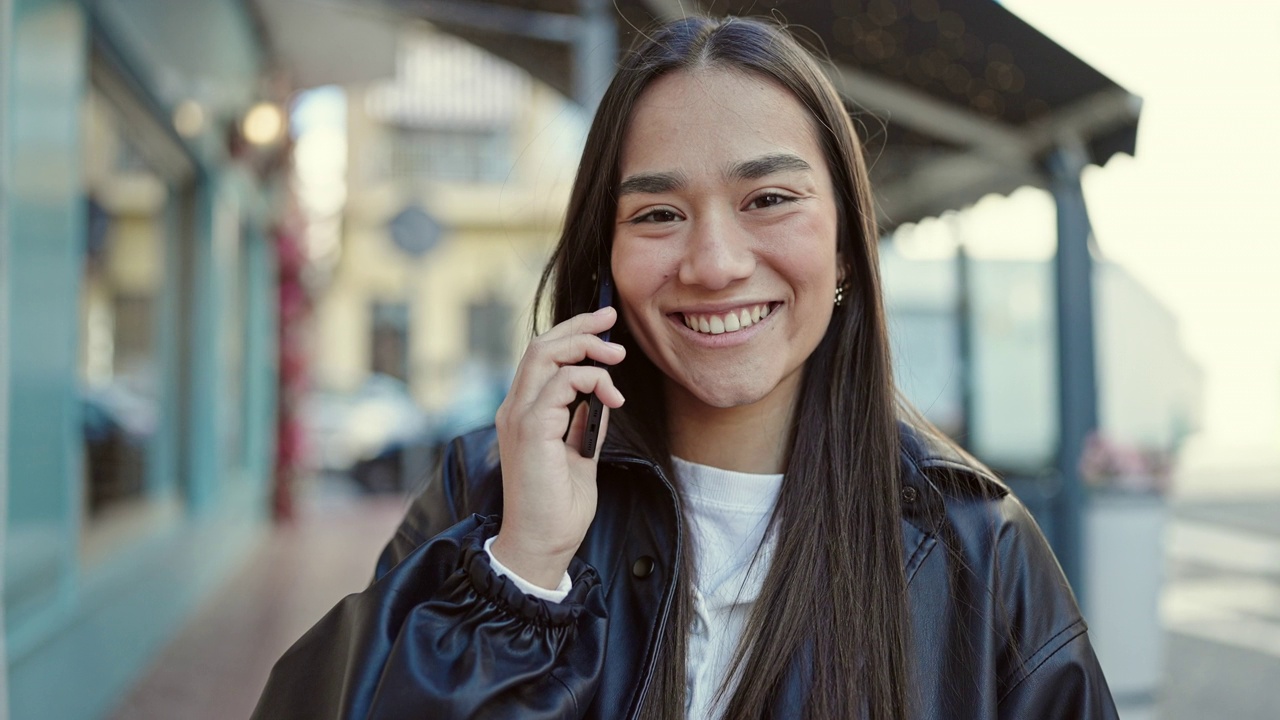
[0,0,1276,719]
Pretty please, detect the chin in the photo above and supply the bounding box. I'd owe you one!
[676,376,776,410]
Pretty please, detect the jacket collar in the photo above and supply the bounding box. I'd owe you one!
[599,420,1005,537]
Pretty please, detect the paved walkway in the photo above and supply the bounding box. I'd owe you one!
[107,491,410,720]
[1159,493,1280,720]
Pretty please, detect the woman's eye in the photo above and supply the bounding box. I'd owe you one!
[631,209,680,224]
[748,193,796,210]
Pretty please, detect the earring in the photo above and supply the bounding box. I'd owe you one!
[834,281,848,307]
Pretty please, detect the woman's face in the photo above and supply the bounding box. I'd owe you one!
[612,68,841,416]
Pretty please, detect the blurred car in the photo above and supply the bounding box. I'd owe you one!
[301,374,436,493]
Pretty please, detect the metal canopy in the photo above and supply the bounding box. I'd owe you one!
[389,0,1141,230]
[249,0,399,89]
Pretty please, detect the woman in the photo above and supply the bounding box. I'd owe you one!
[254,15,1116,720]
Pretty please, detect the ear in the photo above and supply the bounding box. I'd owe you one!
[836,252,849,285]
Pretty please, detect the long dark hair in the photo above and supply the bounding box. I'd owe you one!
[534,16,909,720]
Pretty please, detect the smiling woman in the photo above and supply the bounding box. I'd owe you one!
[254,15,1119,720]
[612,68,840,469]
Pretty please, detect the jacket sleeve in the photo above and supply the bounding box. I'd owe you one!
[252,514,607,720]
[993,496,1119,720]
[251,430,610,720]
[997,621,1117,720]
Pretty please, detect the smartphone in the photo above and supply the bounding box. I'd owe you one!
[579,266,614,458]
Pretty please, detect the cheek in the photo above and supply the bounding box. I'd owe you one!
[764,220,839,300]
[611,239,672,305]
[611,240,672,341]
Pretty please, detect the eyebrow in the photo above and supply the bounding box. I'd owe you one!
[617,171,688,196]
[726,153,813,181]
[617,153,813,196]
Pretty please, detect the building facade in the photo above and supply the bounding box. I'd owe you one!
[310,29,585,429]
[2,2,279,718]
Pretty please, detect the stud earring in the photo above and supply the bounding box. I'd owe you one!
[834,281,848,307]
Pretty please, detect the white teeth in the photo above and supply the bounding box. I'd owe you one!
[681,304,774,336]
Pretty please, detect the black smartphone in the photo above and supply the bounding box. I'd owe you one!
[579,266,614,458]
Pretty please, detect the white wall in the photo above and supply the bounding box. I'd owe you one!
[1096,264,1202,450]
[882,246,1202,473]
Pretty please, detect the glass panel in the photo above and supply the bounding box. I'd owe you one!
[78,81,175,544]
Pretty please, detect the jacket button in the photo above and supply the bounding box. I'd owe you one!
[901,486,918,504]
[632,556,655,578]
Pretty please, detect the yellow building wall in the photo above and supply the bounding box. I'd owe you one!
[312,77,580,416]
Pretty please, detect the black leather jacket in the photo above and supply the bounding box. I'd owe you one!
[253,424,1117,719]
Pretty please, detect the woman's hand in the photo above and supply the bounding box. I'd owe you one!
[490,306,626,589]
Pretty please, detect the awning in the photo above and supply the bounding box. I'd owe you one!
[250,0,399,88]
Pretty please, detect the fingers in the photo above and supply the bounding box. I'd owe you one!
[537,306,617,344]
[508,312,624,402]
[535,365,625,414]
[522,332,626,374]
[498,364,625,443]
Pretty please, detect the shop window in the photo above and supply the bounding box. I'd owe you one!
[78,70,188,533]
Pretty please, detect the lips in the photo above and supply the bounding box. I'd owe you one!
[678,303,774,335]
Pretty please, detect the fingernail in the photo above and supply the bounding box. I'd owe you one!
[607,342,625,351]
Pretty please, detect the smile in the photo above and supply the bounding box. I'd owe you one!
[678,303,775,335]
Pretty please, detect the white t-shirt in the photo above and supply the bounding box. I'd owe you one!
[485,457,784,719]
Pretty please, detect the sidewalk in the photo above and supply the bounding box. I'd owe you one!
[1159,492,1280,720]
[107,489,410,720]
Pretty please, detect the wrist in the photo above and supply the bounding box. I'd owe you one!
[490,532,576,591]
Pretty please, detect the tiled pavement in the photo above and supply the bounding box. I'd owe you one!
[107,491,410,720]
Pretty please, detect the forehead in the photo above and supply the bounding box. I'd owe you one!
[619,67,828,178]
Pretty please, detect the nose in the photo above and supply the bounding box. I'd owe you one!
[677,211,755,291]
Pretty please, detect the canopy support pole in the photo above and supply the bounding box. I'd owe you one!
[573,0,614,114]
[1047,140,1098,606]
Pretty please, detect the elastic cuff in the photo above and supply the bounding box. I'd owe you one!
[483,535,573,603]
[459,515,599,627]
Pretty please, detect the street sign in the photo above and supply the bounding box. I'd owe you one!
[387,204,443,258]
